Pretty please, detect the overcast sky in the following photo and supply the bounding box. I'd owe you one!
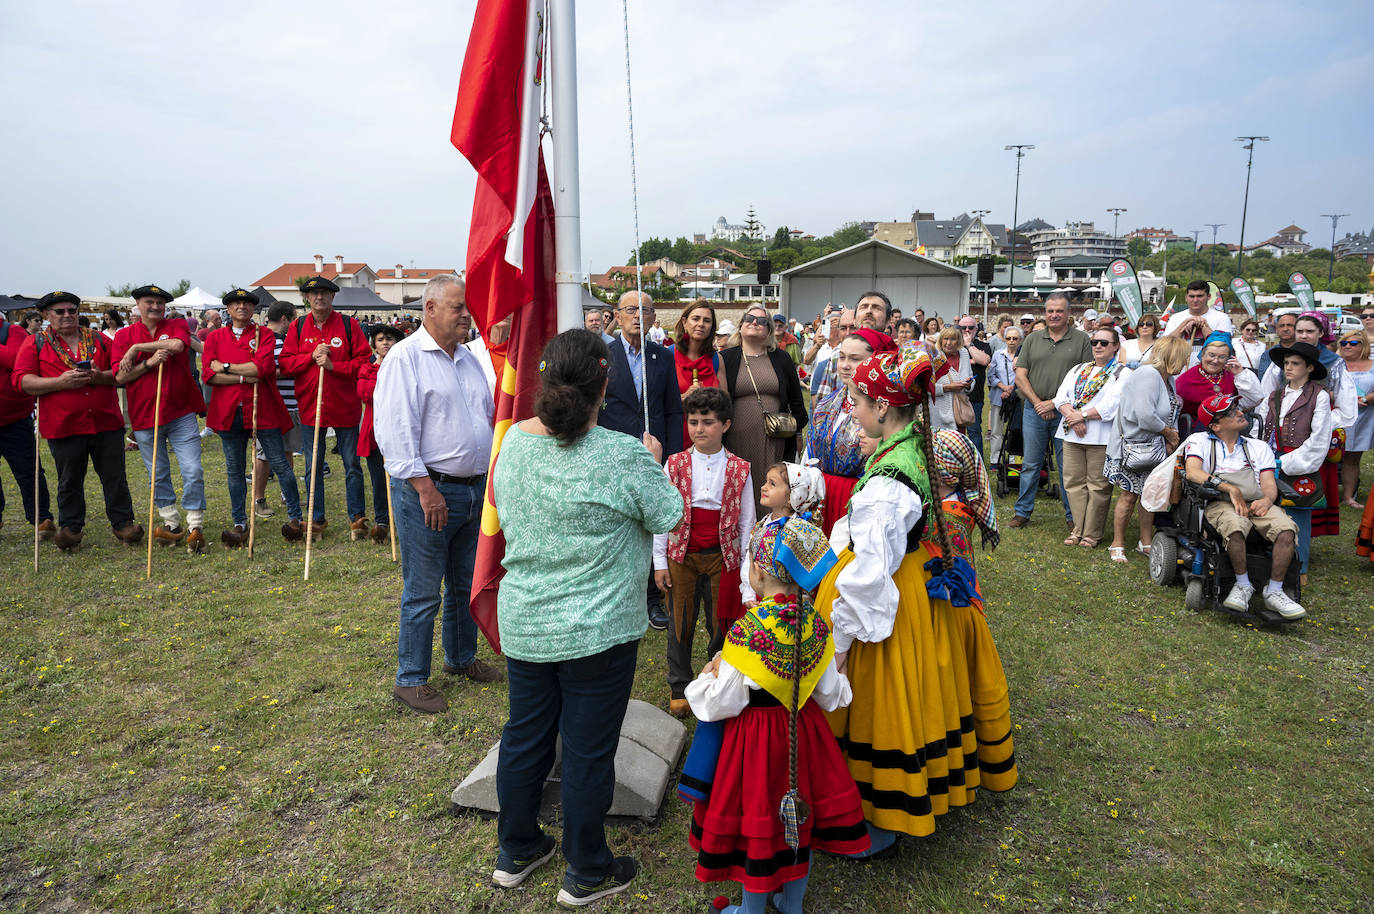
[2,0,1371,297]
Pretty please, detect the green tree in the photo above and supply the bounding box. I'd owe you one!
[829,222,870,248]
[769,248,800,272]
[1125,238,1152,263]
[772,226,791,249]
[743,206,761,241]
[106,282,135,296]
[171,279,192,297]
[669,237,698,264]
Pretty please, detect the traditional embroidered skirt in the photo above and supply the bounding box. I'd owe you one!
[690,700,869,892]
[814,544,1015,837]
[1357,497,1374,566]
[819,472,859,538]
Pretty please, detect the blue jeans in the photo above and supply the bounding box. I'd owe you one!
[967,399,985,458]
[217,411,302,527]
[497,639,639,882]
[1014,402,1071,522]
[1290,508,1311,575]
[133,412,205,513]
[0,417,53,525]
[300,425,363,523]
[365,454,389,524]
[393,475,481,685]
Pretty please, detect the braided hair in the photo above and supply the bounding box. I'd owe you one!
[918,399,956,572]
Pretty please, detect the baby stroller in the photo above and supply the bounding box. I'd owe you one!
[1148,477,1302,626]
[994,393,1060,499]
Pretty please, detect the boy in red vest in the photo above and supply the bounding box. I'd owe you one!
[653,387,754,718]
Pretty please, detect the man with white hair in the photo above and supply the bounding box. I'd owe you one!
[375,274,500,714]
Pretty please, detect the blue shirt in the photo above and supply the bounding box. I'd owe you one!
[620,335,644,402]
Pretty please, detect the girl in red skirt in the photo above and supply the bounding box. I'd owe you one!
[685,513,868,914]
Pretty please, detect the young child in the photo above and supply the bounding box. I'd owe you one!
[654,388,754,718]
[357,324,402,543]
[927,427,1000,567]
[685,513,868,914]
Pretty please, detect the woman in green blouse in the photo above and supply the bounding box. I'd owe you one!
[490,329,682,907]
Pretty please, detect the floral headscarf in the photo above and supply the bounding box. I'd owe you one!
[750,515,837,591]
[1296,310,1334,344]
[782,461,826,518]
[851,349,934,409]
[932,429,998,550]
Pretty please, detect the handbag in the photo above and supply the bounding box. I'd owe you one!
[743,352,797,439]
[951,390,975,429]
[1121,436,1166,473]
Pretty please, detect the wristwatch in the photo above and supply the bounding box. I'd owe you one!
[1206,475,1222,488]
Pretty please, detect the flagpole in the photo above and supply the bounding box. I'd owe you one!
[550,0,583,333]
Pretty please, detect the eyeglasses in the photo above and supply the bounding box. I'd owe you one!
[49,308,78,316]
[958,323,977,330]
[618,305,655,314]
[1090,339,1115,347]
[740,313,771,325]
[1339,339,1363,347]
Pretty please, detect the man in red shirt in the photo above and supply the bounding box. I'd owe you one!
[112,284,208,552]
[14,292,143,550]
[279,276,371,538]
[0,309,55,540]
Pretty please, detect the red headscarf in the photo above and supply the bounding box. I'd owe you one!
[852,350,934,408]
[849,328,897,356]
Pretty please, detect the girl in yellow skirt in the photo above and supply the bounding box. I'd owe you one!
[815,350,1017,857]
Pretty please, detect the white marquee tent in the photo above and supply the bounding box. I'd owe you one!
[779,240,971,322]
[170,286,221,312]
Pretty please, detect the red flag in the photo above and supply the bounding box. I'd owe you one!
[452,0,557,653]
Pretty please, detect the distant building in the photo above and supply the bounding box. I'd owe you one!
[721,273,780,303]
[1247,224,1310,257]
[871,210,1007,262]
[1125,226,1178,254]
[374,265,460,305]
[1334,229,1374,264]
[252,255,378,306]
[1024,221,1126,260]
[710,215,753,242]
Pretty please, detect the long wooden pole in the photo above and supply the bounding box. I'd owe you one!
[303,364,325,581]
[145,362,164,580]
[385,470,397,563]
[247,378,259,558]
[32,403,41,572]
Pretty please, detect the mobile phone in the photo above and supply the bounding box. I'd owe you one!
[821,319,831,337]
[75,360,93,370]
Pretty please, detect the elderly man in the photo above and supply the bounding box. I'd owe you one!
[1009,291,1092,528]
[279,276,372,540]
[375,274,500,714]
[15,291,143,549]
[112,284,208,551]
[957,314,993,456]
[0,308,55,539]
[1256,311,1298,379]
[584,308,614,345]
[772,313,801,364]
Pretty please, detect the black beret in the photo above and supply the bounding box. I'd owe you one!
[300,277,340,294]
[38,290,81,310]
[222,288,260,306]
[131,284,173,303]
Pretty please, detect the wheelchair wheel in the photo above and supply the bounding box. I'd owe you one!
[1149,536,1178,586]
[996,473,1008,497]
[1184,578,1205,611]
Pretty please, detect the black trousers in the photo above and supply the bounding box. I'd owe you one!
[0,416,52,525]
[48,429,136,533]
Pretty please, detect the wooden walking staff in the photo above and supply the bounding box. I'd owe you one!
[145,362,165,580]
[303,364,325,581]
[32,402,41,572]
[247,380,260,558]
[385,470,397,563]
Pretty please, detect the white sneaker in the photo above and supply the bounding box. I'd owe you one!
[1222,582,1255,611]
[1262,588,1307,619]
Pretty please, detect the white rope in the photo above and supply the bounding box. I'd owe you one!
[620,0,649,437]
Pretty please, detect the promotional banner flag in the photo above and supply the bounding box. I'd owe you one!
[1207,281,1223,311]
[1106,258,1144,327]
[1230,277,1258,319]
[1289,271,1316,312]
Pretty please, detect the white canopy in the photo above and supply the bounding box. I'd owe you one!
[170,286,220,312]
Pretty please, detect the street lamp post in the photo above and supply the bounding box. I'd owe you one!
[1107,207,1127,241]
[1320,213,1349,289]
[972,209,992,322]
[1205,223,1226,278]
[1005,145,1035,308]
[1234,136,1269,276]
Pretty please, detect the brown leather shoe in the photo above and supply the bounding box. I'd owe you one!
[37,519,57,541]
[443,658,505,683]
[1007,515,1030,529]
[281,519,305,541]
[369,522,389,543]
[154,525,186,546]
[668,698,691,718]
[220,525,246,548]
[307,519,327,541]
[393,683,448,714]
[112,523,144,545]
[186,528,206,554]
[53,526,83,551]
[349,515,370,541]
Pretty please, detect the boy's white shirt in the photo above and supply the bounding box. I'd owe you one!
[652,445,755,600]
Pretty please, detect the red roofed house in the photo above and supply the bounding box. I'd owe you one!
[252,255,378,305]
[1247,224,1310,257]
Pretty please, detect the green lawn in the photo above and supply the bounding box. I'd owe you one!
[1,433,1370,913]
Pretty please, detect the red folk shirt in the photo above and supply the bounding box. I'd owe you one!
[11,332,124,438]
[0,320,36,426]
[356,359,380,457]
[110,318,205,431]
[202,324,293,433]
[278,310,369,428]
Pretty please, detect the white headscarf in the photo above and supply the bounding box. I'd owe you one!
[784,461,826,519]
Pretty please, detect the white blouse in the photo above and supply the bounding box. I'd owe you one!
[827,476,923,654]
[1052,361,1126,447]
[1253,384,1334,476]
[684,656,852,722]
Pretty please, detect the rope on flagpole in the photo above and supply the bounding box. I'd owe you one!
[621,0,649,437]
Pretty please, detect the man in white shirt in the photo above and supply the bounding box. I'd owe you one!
[1182,394,1305,619]
[1163,280,1235,347]
[374,274,501,714]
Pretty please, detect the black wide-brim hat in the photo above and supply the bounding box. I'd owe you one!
[222,288,260,306]
[1267,341,1328,381]
[300,277,340,294]
[38,290,81,310]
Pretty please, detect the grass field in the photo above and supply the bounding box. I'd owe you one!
[1,431,1371,913]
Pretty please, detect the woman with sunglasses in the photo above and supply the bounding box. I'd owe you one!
[1338,331,1373,509]
[1234,319,1265,374]
[1120,314,1159,368]
[1053,329,1126,548]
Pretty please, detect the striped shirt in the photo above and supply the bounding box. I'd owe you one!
[273,331,295,410]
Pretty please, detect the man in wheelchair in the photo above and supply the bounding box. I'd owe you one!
[1181,394,1308,620]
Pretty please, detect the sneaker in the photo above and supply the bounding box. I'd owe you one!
[492,834,557,888]
[1222,582,1255,611]
[154,524,186,546]
[647,600,669,631]
[1262,588,1307,620]
[392,683,448,714]
[253,498,275,519]
[556,856,638,908]
[443,658,505,683]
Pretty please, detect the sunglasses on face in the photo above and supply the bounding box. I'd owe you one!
[49,308,78,316]
[740,314,771,325]
[1362,313,1374,319]
[1339,340,1363,347]
[1090,339,1115,347]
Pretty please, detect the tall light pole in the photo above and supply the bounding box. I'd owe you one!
[1189,230,1202,282]
[1107,207,1127,241]
[1205,222,1226,278]
[1234,136,1269,277]
[1005,145,1034,305]
[1320,213,1349,288]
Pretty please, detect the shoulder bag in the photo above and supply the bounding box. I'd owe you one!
[743,351,797,439]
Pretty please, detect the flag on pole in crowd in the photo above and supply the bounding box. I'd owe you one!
[452,0,558,654]
[1207,281,1223,311]
[1230,277,1258,319]
[1288,271,1316,312]
[1106,258,1144,327]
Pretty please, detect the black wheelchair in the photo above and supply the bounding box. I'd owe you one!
[1147,478,1303,626]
